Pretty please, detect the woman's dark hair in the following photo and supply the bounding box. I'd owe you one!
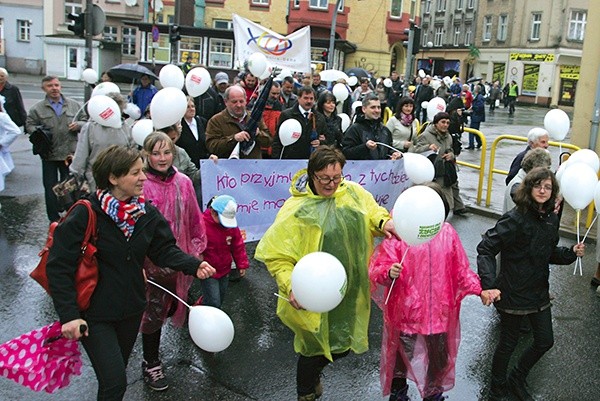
[514,167,558,212]
[307,145,346,180]
[433,112,450,124]
[394,96,415,119]
[317,91,337,116]
[93,145,142,190]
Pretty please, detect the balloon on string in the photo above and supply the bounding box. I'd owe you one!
[429,78,441,91]
[347,76,358,86]
[443,76,452,87]
[279,119,302,146]
[259,63,273,80]
[426,97,447,121]
[91,82,120,97]
[403,153,435,184]
[188,305,235,352]
[418,69,426,78]
[555,160,569,183]
[568,149,600,173]
[560,162,598,210]
[351,101,363,114]
[332,83,349,102]
[247,52,268,77]
[543,109,570,141]
[131,119,154,146]
[185,67,211,97]
[150,87,187,129]
[124,103,141,120]
[421,101,429,109]
[383,78,393,88]
[393,185,445,246]
[159,64,184,89]
[339,113,351,132]
[276,68,293,80]
[291,252,347,313]
[81,68,98,84]
[87,95,122,128]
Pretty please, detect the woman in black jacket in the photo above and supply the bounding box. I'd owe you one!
[477,167,584,401]
[316,91,343,148]
[46,145,215,401]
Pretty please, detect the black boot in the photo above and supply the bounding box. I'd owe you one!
[507,372,534,401]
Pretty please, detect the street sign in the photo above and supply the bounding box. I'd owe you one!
[90,5,106,36]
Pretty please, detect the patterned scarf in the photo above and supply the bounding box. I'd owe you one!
[96,189,146,239]
[400,112,414,127]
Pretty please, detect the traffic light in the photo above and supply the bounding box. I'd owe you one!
[67,13,85,38]
[169,24,181,43]
[411,26,421,55]
[321,50,328,62]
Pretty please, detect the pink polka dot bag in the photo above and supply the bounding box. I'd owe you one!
[0,321,82,393]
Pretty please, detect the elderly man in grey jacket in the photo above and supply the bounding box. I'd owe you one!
[26,75,86,222]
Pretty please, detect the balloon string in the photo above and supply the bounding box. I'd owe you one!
[279,145,285,160]
[573,210,582,276]
[385,248,409,305]
[375,142,402,154]
[582,215,597,243]
[71,100,89,125]
[274,293,290,302]
[147,279,191,309]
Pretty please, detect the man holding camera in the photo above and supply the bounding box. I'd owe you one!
[26,76,85,222]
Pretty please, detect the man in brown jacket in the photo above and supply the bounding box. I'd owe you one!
[205,85,271,159]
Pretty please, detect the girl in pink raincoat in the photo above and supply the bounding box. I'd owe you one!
[369,185,499,401]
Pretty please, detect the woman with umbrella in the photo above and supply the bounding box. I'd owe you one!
[46,145,215,401]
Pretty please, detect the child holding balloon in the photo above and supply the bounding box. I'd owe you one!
[369,183,499,401]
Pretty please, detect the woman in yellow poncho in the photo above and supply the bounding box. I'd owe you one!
[255,146,399,401]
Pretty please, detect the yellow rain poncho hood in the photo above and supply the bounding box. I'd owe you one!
[255,169,390,360]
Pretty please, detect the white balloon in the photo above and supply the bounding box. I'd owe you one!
[150,87,187,129]
[276,68,293,80]
[383,78,393,88]
[131,119,154,146]
[291,252,347,313]
[421,101,429,109]
[393,186,445,246]
[351,101,363,113]
[159,64,185,89]
[544,109,570,141]
[91,82,120,97]
[278,119,302,146]
[347,76,358,86]
[418,69,426,78]
[426,97,447,121]
[443,76,452,87]
[188,306,235,352]
[81,68,98,84]
[594,181,600,215]
[429,78,441,91]
[561,162,598,210]
[403,153,435,184]
[259,62,273,80]
[124,103,141,120]
[555,160,569,183]
[332,83,349,102]
[247,52,268,77]
[339,113,351,132]
[185,67,211,97]
[87,95,122,129]
[567,149,600,173]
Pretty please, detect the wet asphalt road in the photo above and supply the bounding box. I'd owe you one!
[0,79,598,400]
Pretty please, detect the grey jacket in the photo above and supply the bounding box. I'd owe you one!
[25,96,85,161]
[70,120,133,191]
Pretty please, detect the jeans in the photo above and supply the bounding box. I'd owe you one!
[297,350,350,396]
[468,122,482,148]
[490,308,554,387]
[200,276,229,308]
[81,313,143,401]
[42,159,70,222]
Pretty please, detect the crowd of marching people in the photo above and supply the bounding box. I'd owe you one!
[0,62,594,401]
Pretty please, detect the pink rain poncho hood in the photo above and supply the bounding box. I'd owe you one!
[369,222,482,398]
[255,169,390,361]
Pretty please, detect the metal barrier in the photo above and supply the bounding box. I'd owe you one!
[459,127,487,204]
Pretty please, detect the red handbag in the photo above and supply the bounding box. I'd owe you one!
[30,200,98,311]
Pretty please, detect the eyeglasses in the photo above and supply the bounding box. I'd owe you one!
[533,184,553,192]
[314,175,344,185]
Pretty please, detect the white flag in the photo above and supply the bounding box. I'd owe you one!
[233,14,311,73]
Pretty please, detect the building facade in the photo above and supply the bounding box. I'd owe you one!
[474,0,587,107]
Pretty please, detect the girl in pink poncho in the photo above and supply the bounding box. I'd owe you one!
[369,186,499,401]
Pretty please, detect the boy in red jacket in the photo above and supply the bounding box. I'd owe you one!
[200,195,249,308]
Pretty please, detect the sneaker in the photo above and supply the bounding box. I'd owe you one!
[507,373,533,401]
[389,384,411,401]
[142,360,169,391]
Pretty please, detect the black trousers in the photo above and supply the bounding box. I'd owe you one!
[297,350,350,396]
[41,159,70,222]
[490,308,554,387]
[81,313,143,401]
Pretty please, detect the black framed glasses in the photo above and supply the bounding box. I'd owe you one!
[314,175,344,185]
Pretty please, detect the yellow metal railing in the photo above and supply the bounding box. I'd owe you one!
[460,127,487,204]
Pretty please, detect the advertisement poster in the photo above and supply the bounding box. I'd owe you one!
[492,63,505,84]
[522,64,539,96]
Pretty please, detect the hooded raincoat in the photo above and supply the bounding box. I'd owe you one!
[369,223,482,398]
[255,169,390,361]
[140,168,207,333]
